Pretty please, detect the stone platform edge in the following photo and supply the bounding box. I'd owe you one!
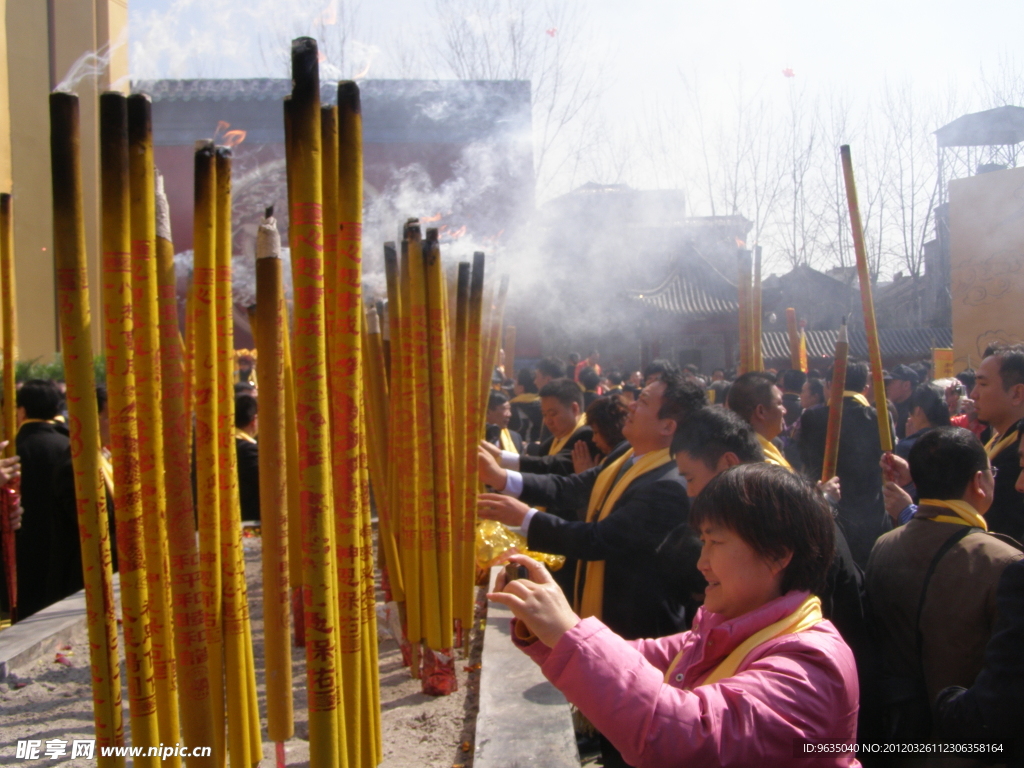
[0,574,121,681]
[474,565,580,768]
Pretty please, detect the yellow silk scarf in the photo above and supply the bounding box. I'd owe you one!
[575,447,673,619]
[843,391,871,408]
[498,428,517,453]
[548,414,588,456]
[510,393,540,404]
[663,595,824,687]
[985,428,1019,460]
[756,433,793,471]
[99,446,114,500]
[918,498,988,531]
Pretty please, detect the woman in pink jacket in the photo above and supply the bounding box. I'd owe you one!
[492,463,861,767]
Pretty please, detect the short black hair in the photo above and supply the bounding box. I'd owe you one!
[643,358,679,381]
[606,369,623,387]
[567,352,580,365]
[909,426,990,500]
[828,359,868,393]
[726,372,776,423]
[803,377,825,405]
[956,369,976,392]
[585,395,628,450]
[983,343,1024,390]
[516,368,537,393]
[487,390,509,412]
[684,363,699,375]
[909,384,950,428]
[671,406,764,468]
[780,369,806,393]
[538,377,583,409]
[579,366,600,391]
[235,393,258,429]
[656,371,707,424]
[17,379,63,420]
[535,357,566,380]
[690,463,835,595]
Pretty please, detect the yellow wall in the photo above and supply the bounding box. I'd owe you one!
[5,0,128,362]
[6,1,55,360]
[949,165,1024,369]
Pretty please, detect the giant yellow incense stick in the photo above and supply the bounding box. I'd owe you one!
[0,193,15,454]
[423,229,455,675]
[786,308,801,371]
[191,139,226,766]
[98,90,160,767]
[50,91,125,768]
[736,249,753,374]
[841,145,892,452]
[752,245,763,372]
[255,211,294,745]
[822,319,849,483]
[462,253,485,631]
[153,170,218,767]
[126,95,180,763]
[450,262,470,641]
[214,146,256,768]
[288,37,344,768]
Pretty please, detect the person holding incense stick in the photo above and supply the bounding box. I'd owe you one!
[491,463,860,768]
[799,360,887,567]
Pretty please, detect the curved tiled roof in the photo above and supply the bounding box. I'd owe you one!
[762,326,952,361]
[626,258,738,318]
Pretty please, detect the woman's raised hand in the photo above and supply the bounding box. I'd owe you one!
[488,554,581,648]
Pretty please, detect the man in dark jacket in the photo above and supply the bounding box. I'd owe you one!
[235,393,260,522]
[484,391,524,455]
[508,368,542,444]
[934,558,1024,764]
[969,343,1024,540]
[885,364,919,441]
[15,379,70,618]
[800,359,887,567]
[477,372,703,640]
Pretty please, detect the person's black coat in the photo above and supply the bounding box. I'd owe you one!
[484,424,524,455]
[799,396,887,567]
[49,449,119,605]
[236,436,260,522]
[986,420,1024,541]
[508,395,543,444]
[934,558,1024,766]
[14,420,71,617]
[782,392,803,428]
[519,426,598,477]
[518,442,691,640]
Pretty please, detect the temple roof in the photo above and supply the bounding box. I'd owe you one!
[934,106,1024,148]
[762,326,952,362]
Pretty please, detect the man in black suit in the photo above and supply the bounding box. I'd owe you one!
[14,379,70,618]
[968,343,1024,540]
[235,393,260,522]
[508,368,542,444]
[484,391,524,455]
[477,371,703,640]
[799,359,887,567]
[885,364,919,441]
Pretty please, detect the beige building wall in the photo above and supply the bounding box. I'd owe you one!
[949,165,1024,369]
[6,0,128,362]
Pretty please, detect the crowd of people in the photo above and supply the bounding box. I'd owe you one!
[0,377,262,621]
[480,347,1024,767]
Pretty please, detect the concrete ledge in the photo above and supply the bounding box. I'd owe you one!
[474,566,580,768]
[0,573,120,681]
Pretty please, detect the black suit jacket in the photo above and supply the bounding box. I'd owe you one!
[519,442,691,640]
[508,396,543,444]
[12,420,71,617]
[935,558,1024,764]
[519,426,598,478]
[236,437,260,522]
[986,420,1024,541]
[799,397,886,566]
